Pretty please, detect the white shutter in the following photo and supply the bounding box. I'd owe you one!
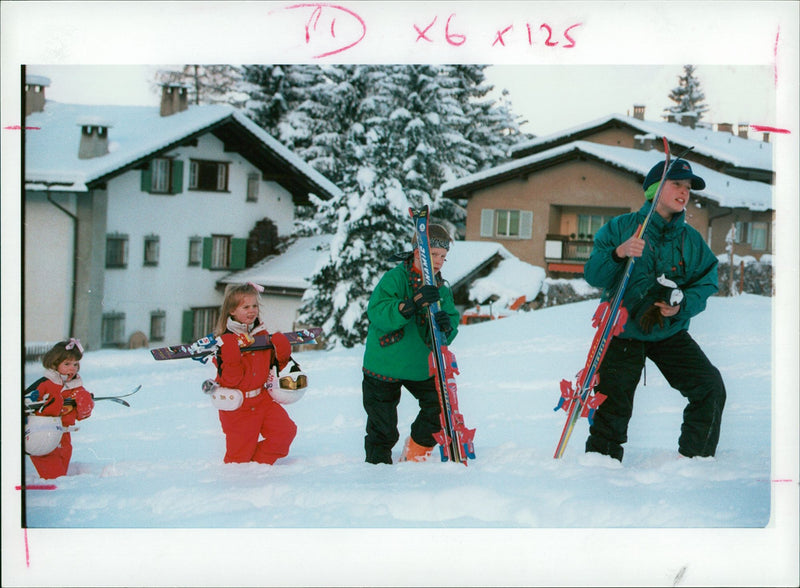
[520,210,533,239]
[480,209,495,237]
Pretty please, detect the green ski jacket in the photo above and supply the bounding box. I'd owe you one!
[362,262,459,382]
[583,202,719,342]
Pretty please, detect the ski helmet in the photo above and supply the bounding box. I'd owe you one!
[25,415,63,456]
[268,359,307,405]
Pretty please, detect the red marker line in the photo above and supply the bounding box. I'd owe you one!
[15,484,57,490]
[3,125,41,130]
[750,125,790,134]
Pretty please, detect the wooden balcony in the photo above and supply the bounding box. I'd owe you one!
[544,234,594,274]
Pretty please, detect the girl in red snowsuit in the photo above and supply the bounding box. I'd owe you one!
[27,339,95,479]
[212,283,296,464]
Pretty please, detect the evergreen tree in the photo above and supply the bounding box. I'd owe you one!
[153,65,250,107]
[664,64,710,120]
[244,64,528,347]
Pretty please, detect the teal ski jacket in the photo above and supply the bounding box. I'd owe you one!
[583,202,719,342]
[362,261,459,382]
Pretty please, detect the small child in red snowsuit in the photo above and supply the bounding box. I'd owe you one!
[27,339,95,479]
[211,283,296,464]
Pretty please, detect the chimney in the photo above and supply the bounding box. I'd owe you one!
[160,84,189,117]
[77,117,112,159]
[737,123,749,139]
[25,74,50,116]
[633,104,645,120]
[717,122,734,134]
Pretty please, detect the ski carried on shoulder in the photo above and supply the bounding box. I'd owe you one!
[553,138,692,459]
[24,384,143,413]
[410,206,475,465]
[150,328,322,362]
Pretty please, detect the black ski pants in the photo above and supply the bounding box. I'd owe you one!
[362,374,441,464]
[586,330,726,461]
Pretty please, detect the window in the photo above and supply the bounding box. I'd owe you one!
[748,222,767,250]
[183,307,219,342]
[577,214,613,239]
[735,221,768,251]
[497,210,520,237]
[141,158,183,194]
[144,234,160,266]
[202,235,247,270]
[101,312,126,347]
[480,209,533,239]
[210,235,231,268]
[188,236,203,266]
[247,173,260,202]
[106,233,129,268]
[152,158,171,193]
[189,159,229,192]
[150,310,166,342]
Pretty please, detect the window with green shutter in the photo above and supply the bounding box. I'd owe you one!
[141,158,183,195]
[201,235,247,270]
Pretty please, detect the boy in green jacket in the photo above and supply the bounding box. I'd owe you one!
[362,224,460,464]
[583,158,726,462]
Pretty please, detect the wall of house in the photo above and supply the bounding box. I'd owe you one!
[706,208,774,259]
[259,294,304,333]
[463,159,722,270]
[101,133,297,347]
[464,160,645,267]
[24,192,76,343]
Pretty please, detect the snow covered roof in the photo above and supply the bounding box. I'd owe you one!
[442,240,513,286]
[510,113,773,172]
[24,101,342,199]
[441,140,772,211]
[220,235,517,294]
[220,234,331,291]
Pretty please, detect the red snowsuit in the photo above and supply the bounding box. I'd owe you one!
[213,320,296,464]
[29,370,94,479]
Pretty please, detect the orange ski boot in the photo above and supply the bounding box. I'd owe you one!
[399,436,433,462]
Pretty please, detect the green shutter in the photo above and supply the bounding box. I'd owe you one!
[229,238,247,270]
[141,162,152,193]
[171,160,184,194]
[202,237,212,269]
[181,310,194,343]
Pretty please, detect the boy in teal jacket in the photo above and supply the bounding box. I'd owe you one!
[362,224,460,464]
[583,159,726,462]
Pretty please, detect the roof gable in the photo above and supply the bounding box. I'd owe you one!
[510,114,773,175]
[25,101,341,201]
[441,141,772,211]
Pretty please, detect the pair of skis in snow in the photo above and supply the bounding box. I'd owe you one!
[411,206,476,465]
[553,138,692,458]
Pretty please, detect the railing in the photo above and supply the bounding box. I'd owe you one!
[545,235,595,261]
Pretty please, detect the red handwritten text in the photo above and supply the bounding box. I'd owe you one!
[284,3,367,58]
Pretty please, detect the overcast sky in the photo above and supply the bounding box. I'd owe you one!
[24,63,776,139]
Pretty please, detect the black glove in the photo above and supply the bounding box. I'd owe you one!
[399,285,440,318]
[638,304,664,334]
[434,310,452,334]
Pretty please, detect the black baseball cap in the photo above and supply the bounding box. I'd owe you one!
[643,158,706,191]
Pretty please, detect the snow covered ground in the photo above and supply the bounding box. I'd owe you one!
[5,294,797,587]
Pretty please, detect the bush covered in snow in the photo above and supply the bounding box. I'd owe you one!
[717,255,773,297]
[531,278,602,309]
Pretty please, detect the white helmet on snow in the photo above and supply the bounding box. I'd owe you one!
[268,360,307,405]
[25,415,64,456]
